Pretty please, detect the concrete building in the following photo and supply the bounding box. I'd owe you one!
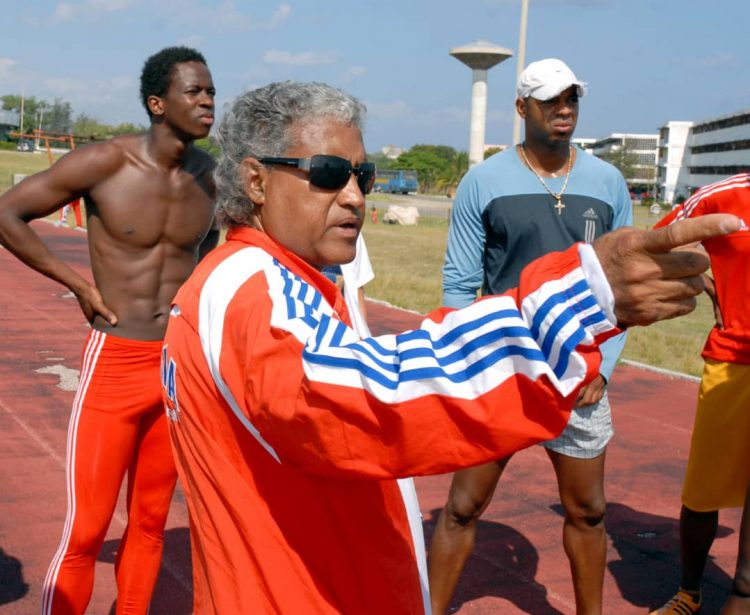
[656,121,693,204]
[572,137,596,151]
[589,133,659,193]
[687,109,750,188]
[657,109,750,203]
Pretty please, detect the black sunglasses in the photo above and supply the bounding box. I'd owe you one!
[259,155,376,195]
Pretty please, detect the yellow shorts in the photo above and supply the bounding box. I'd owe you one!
[682,359,750,512]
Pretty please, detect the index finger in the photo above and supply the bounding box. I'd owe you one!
[641,214,741,253]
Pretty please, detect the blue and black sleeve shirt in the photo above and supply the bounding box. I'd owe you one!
[443,146,632,381]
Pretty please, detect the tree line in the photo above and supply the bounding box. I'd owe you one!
[1,94,145,139]
[369,145,471,196]
[1,94,493,196]
[3,95,648,198]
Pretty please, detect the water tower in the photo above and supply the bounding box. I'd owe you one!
[450,40,513,167]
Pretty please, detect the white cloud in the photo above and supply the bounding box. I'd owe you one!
[481,0,613,6]
[364,99,412,121]
[90,0,133,10]
[266,3,292,29]
[50,0,133,22]
[40,75,137,108]
[694,52,737,70]
[365,99,512,131]
[177,34,206,48]
[133,0,289,33]
[52,2,76,21]
[242,64,276,83]
[0,66,142,126]
[342,65,367,82]
[213,0,255,30]
[109,76,136,90]
[0,58,17,81]
[40,0,281,31]
[205,0,289,32]
[262,49,337,67]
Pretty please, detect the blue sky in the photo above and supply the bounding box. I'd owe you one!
[2,0,749,153]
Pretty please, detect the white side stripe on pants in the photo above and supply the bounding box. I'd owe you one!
[42,330,106,615]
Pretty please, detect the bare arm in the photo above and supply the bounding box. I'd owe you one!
[198,218,220,262]
[0,145,119,325]
[702,273,723,328]
[196,157,219,262]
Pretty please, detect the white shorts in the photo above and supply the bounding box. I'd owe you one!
[542,391,613,458]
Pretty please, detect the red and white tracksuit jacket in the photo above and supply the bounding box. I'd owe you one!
[161,227,618,614]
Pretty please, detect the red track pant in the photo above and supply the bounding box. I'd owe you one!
[59,200,83,227]
[42,330,177,615]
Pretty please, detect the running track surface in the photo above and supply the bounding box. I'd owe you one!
[0,222,741,614]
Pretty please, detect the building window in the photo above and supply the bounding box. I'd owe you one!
[693,112,750,134]
[691,139,750,154]
[624,138,658,150]
[689,165,750,175]
[635,153,656,164]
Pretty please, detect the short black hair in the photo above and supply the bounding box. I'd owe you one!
[140,46,207,117]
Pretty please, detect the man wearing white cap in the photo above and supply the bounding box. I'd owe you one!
[429,58,632,614]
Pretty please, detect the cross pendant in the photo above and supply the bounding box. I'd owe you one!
[554,199,565,216]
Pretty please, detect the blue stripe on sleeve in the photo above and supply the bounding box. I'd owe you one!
[553,326,588,379]
[302,343,546,390]
[269,258,606,395]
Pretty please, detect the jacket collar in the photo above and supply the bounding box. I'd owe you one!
[225,227,353,327]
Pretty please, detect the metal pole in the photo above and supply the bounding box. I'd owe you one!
[35,108,44,149]
[19,87,25,135]
[512,0,529,145]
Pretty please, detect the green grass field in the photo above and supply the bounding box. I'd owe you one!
[0,150,75,226]
[0,148,711,376]
[0,149,62,193]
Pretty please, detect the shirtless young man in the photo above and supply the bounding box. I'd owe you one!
[0,46,217,614]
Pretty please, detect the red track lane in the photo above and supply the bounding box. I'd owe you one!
[0,222,740,614]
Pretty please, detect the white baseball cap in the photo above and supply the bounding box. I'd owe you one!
[516,58,587,101]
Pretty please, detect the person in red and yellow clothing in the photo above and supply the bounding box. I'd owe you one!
[651,175,750,615]
[160,80,740,614]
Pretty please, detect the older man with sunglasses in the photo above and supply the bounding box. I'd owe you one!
[160,80,741,614]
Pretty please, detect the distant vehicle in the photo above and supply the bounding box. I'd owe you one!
[374,169,419,194]
[17,139,36,152]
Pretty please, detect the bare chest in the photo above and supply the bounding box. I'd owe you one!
[86,166,215,250]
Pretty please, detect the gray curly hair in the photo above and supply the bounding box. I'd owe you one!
[214,81,367,227]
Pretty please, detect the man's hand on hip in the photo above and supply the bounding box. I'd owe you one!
[75,284,119,326]
[574,374,606,408]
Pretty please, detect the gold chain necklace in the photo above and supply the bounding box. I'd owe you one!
[519,144,573,216]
